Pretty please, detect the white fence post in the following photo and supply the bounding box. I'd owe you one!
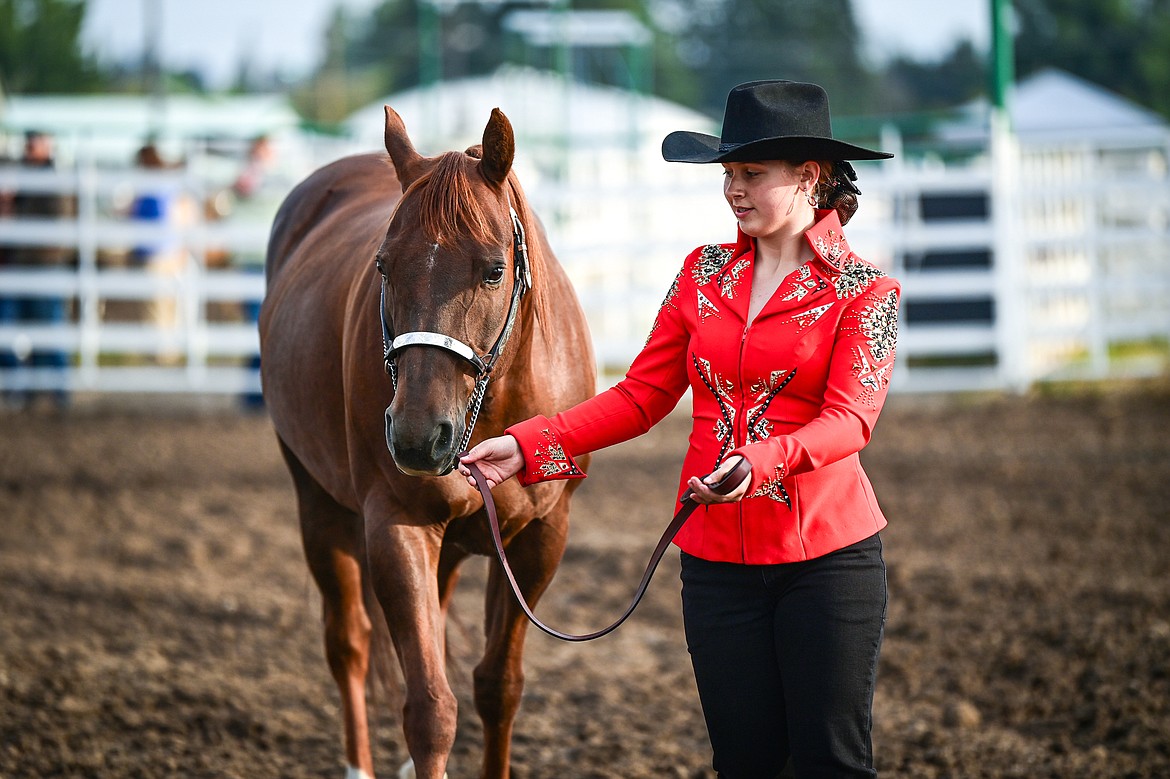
[990,111,1028,392]
[77,149,101,386]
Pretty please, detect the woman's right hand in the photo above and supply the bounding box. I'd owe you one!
[686,455,751,504]
[458,435,524,489]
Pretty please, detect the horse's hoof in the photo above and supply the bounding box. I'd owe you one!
[346,767,374,779]
[397,759,448,779]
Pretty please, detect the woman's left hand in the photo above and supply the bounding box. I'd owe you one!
[686,455,751,504]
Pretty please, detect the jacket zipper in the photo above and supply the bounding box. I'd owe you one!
[737,323,750,562]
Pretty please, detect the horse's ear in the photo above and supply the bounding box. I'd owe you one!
[384,105,424,191]
[479,108,514,187]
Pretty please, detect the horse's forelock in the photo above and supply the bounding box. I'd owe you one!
[397,159,555,344]
[412,152,496,249]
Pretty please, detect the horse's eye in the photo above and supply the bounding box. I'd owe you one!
[375,257,387,276]
[484,263,506,286]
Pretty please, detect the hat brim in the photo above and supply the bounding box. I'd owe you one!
[662,130,893,163]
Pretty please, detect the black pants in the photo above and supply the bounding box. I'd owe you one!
[680,534,887,779]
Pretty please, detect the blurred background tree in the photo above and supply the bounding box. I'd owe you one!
[4,1,1169,123]
[655,0,878,115]
[877,41,987,114]
[0,0,105,93]
[1014,0,1170,119]
[291,0,682,128]
[290,0,884,124]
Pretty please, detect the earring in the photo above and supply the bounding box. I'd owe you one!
[807,189,817,207]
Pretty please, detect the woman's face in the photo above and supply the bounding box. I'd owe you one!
[721,160,814,241]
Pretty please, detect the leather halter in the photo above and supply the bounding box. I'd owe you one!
[464,457,753,642]
[379,192,532,454]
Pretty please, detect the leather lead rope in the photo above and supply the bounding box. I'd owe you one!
[464,457,753,642]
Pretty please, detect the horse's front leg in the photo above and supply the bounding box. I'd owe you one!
[366,518,456,779]
[476,499,571,779]
[282,440,375,779]
[437,541,470,665]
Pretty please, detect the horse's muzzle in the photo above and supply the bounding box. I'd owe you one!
[384,406,460,477]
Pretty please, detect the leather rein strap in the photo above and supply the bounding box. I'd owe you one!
[463,457,753,642]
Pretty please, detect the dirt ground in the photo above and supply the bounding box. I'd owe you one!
[2,382,1168,778]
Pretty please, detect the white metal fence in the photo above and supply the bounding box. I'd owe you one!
[0,162,268,398]
[876,130,1170,392]
[2,130,1168,401]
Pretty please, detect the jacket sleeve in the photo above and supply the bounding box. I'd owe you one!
[507,265,693,486]
[730,276,901,493]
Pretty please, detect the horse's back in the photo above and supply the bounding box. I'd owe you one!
[266,152,398,283]
[261,152,399,507]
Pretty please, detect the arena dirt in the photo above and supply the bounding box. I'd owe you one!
[2,383,1168,778]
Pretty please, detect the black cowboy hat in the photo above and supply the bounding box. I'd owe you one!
[662,80,892,164]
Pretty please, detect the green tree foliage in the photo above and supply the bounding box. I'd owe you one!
[341,0,509,95]
[1014,0,1170,119]
[294,0,495,125]
[506,0,661,93]
[652,0,876,116]
[0,0,104,93]
[337,0,661,94]
[291,6,378,126]
[295,0,678,125]
[880,40,986,113]
[296,0,1170,127]
[295,0,879,125]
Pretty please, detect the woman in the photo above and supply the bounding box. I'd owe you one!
[460,80,899,778]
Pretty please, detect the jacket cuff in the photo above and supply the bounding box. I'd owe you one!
[506,415,587,487]
[729,445,793,511]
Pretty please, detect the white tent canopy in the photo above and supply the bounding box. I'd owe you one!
[938,68,1170,147]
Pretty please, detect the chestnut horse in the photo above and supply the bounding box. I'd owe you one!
[260,106,595,779]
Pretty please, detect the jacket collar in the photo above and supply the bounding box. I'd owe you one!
[732,208,853,274]
[804,208,853,273]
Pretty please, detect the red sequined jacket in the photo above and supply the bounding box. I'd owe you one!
[507,209,900,564]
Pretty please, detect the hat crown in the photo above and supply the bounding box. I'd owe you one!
[720,80,834,148]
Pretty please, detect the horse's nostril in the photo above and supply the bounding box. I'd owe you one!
[384,406,460,474]
[432,421,455,458]
[384,407,395,454]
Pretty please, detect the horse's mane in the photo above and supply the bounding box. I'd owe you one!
[501,171,555,341]
[402,151,555,342]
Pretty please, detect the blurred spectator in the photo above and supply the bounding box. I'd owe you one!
[231,134,275,201]
[228,135,277,409]
[128,140,195,362]
[0,130,74,409]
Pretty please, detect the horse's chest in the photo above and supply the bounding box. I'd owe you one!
[443,482,560,555]
[443,512,529,557]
